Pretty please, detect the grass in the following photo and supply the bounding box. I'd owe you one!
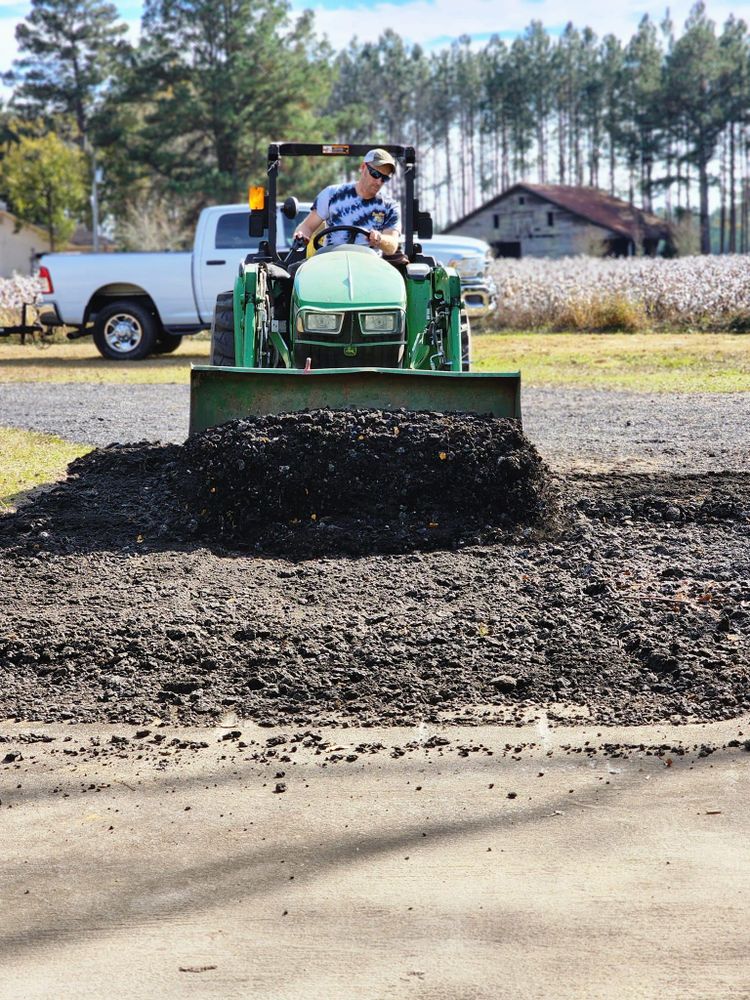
[1,330,749,393]
[472,332,750,393]
[0,336,211,383]
[0,426,92,509]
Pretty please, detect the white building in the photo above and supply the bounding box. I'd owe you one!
[0,208,52,277]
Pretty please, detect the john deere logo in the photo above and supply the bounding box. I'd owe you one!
[344,345,358,357]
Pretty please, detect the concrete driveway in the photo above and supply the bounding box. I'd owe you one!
[2,716,749,1000]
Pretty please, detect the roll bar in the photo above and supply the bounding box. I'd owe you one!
[254,142,432,260]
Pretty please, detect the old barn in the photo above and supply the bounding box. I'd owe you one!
[443,183,673,258]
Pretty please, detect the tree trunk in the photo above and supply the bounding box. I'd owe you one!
[698,146,711,255]
[729,122,737,253]
[46,187,55,252]
[444,124,453,222]
[719,131,726,254]
[537,118,546,183]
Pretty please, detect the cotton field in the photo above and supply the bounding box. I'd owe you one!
[489,255,750,330]
[0,274,44,326]
[2,259,750,335]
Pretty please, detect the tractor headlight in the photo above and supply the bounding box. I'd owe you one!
[303,311,344,334]
[359,311,401,335]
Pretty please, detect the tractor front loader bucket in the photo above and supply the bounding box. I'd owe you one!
[189,366,521,436]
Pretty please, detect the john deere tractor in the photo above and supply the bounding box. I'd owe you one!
[190,143,520,433]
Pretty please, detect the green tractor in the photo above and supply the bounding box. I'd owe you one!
[189,143,520,433]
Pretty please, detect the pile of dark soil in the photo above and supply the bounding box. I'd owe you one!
[0,409,558,558]
[177,409,557,555]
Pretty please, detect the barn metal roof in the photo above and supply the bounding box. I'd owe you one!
[444,183,671,242]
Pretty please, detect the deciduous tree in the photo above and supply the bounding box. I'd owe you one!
[2,132,87,248]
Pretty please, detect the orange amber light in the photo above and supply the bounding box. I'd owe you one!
[248,186,265,210]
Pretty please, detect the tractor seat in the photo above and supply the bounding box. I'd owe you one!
[265,262,292,281]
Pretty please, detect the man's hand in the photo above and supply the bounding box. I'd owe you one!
[293,209,324,246]
[368,229,399,255]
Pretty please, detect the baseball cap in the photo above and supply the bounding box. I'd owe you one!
[364,148,397,173]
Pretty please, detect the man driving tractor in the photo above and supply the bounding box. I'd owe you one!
[293,148,402,256]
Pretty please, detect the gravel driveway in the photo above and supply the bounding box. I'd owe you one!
[1,381,749,473]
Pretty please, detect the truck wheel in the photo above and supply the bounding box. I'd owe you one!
[93,300,158,360]
[461,311,472,372]
[210,291,235,366]
[154,332,182,354]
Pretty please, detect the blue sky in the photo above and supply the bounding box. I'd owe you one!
[0,0,744,78]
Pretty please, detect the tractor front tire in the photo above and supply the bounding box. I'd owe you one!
[210,291,235,366]
[461,311,472,372]
[93,300,158,361]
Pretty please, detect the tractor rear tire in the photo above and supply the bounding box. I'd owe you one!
[210,291,235,366]
[461,311,472,372]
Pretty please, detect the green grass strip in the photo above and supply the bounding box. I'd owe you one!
[473,331,750,393]
[0,426,92,509]
[1,331,749,392]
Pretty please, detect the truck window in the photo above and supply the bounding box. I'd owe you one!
[215,212,259,250]
[281,210,310,246]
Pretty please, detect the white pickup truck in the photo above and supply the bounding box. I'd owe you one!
[38,203,497,360]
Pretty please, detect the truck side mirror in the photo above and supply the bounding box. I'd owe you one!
[281,196,299,220]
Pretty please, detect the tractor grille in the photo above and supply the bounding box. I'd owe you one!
[294,343,405,369]
[294,312,405,369]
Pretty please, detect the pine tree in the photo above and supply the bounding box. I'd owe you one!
[5,0,130,145]
[718,15,750,252]
[664,3,729,252]
[131,0,333,204]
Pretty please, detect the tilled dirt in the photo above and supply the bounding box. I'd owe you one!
[0,405,748,729]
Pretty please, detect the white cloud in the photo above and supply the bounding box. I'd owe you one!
[297,0,745,50]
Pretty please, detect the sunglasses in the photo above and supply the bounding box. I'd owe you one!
[365,164,391,182]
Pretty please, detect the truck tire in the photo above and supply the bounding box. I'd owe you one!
[461,311,472,372]
[154,332,182,354]
[93,300,158,361]
[210,291,235,366]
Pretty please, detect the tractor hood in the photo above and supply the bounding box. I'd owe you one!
[293,248,406,311]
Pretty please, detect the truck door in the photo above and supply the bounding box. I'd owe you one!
[194,209,259,322]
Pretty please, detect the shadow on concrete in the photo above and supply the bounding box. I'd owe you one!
[0,746,718,961]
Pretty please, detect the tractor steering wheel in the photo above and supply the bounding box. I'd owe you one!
[312,225,372,250]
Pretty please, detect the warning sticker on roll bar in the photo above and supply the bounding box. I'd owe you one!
[322,144,350,155]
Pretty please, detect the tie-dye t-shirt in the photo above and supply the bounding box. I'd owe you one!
[312,183,401,247]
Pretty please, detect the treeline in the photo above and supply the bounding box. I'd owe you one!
[1,0,749,253]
